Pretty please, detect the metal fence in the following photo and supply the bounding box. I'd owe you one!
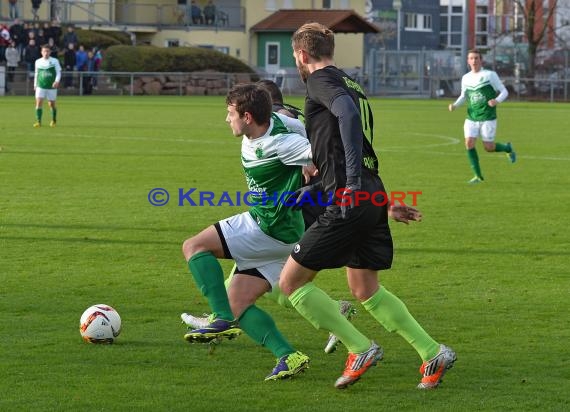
[1,70,267,97]
[365,49,570,102]
[2,68,569,101]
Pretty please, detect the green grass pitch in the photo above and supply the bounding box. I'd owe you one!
[1,96,568,411]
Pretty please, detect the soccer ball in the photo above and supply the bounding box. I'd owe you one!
[79,304,122,344]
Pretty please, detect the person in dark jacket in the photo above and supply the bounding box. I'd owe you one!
[23,37,40,77]
[63,42,76,88]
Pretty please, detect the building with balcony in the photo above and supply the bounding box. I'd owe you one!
[0,0,378,76]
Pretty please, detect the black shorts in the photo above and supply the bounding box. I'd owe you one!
[291,202,393,271]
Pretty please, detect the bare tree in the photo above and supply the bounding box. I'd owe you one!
[513,0,559,94]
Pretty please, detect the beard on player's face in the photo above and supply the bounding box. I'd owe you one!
[296,62,309,83]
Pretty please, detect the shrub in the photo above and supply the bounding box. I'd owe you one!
[101,45,256,73]
[75,29,126,50]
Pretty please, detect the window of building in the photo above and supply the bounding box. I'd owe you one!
[475,5,488,34]
[165,39,179,47]
[451,15,462,31]
[476,5,487,14]
[440,2,464,49]
[404,13,432,31]
[322,0,332,8]
[450,33,462,46]
[476,34,488,47]
[440,16,448,31]
[476,15,488,32]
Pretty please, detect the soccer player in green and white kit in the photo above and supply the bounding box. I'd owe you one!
[449,49,516,184]
[181,80,356,355]
[34,44,62,128]
[182,83,312,380]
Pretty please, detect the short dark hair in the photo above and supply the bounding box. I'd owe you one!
[467,48,482,57]
[226,84,272,125]
[257,79,284,105]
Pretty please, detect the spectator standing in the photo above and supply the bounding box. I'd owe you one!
[177,0,188,24]
[75,44,87,71]
[42,22,51,41]
[31,0,42,21]
[9,19,25,57]
[29,21,40,39]
[190,0,203,24]
[62,26,78,49]
[23,21,32,40]
[36,27,45,46]
[203,0,216,25]
[63,42,76,88]
[5,41,20,91]
[24,38,40,77]
[0,24,10,63]
[9,0,20,19]
[47,37,58,58]
[93,48,102,89]
[83,49,95,94]
[49,20,62,47]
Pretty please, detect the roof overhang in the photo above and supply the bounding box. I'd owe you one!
[250,9,380,34]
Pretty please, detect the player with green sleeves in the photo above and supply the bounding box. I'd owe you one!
[449,48,516,184]
[182,83,313,381]
[34,44,62,128]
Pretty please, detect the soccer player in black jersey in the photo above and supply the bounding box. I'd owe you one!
[279,22,456,389]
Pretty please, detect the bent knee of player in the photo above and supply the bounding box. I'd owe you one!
[464,137,476,149]
[483,142,495,152]
[182,237,206,260]
[229,294,258,319]
[279,259,314,296]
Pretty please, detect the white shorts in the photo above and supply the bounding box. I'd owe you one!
[35,87,57,101]
[464,119,497,142]
[217,212,296,287]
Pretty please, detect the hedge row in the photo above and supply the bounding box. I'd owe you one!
[74,29,129,50]
[101,45,256,73]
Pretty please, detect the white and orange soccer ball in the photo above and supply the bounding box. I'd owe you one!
[79,304,122,344]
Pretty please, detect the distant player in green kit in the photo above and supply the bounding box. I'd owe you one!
[34,44,62,128]
[449,49,516,184]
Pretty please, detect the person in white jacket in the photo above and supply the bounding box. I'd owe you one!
[5,41,20,91]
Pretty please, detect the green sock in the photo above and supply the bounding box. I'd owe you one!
[467,148,483,179]
[289,282,370,353]
[362,287,439,361]
[52,108,57,122]
[238,305,294,358]
[188,251,233,321]
[36,108,42,122]
[265,286,294,309]
[494,142,509,152]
